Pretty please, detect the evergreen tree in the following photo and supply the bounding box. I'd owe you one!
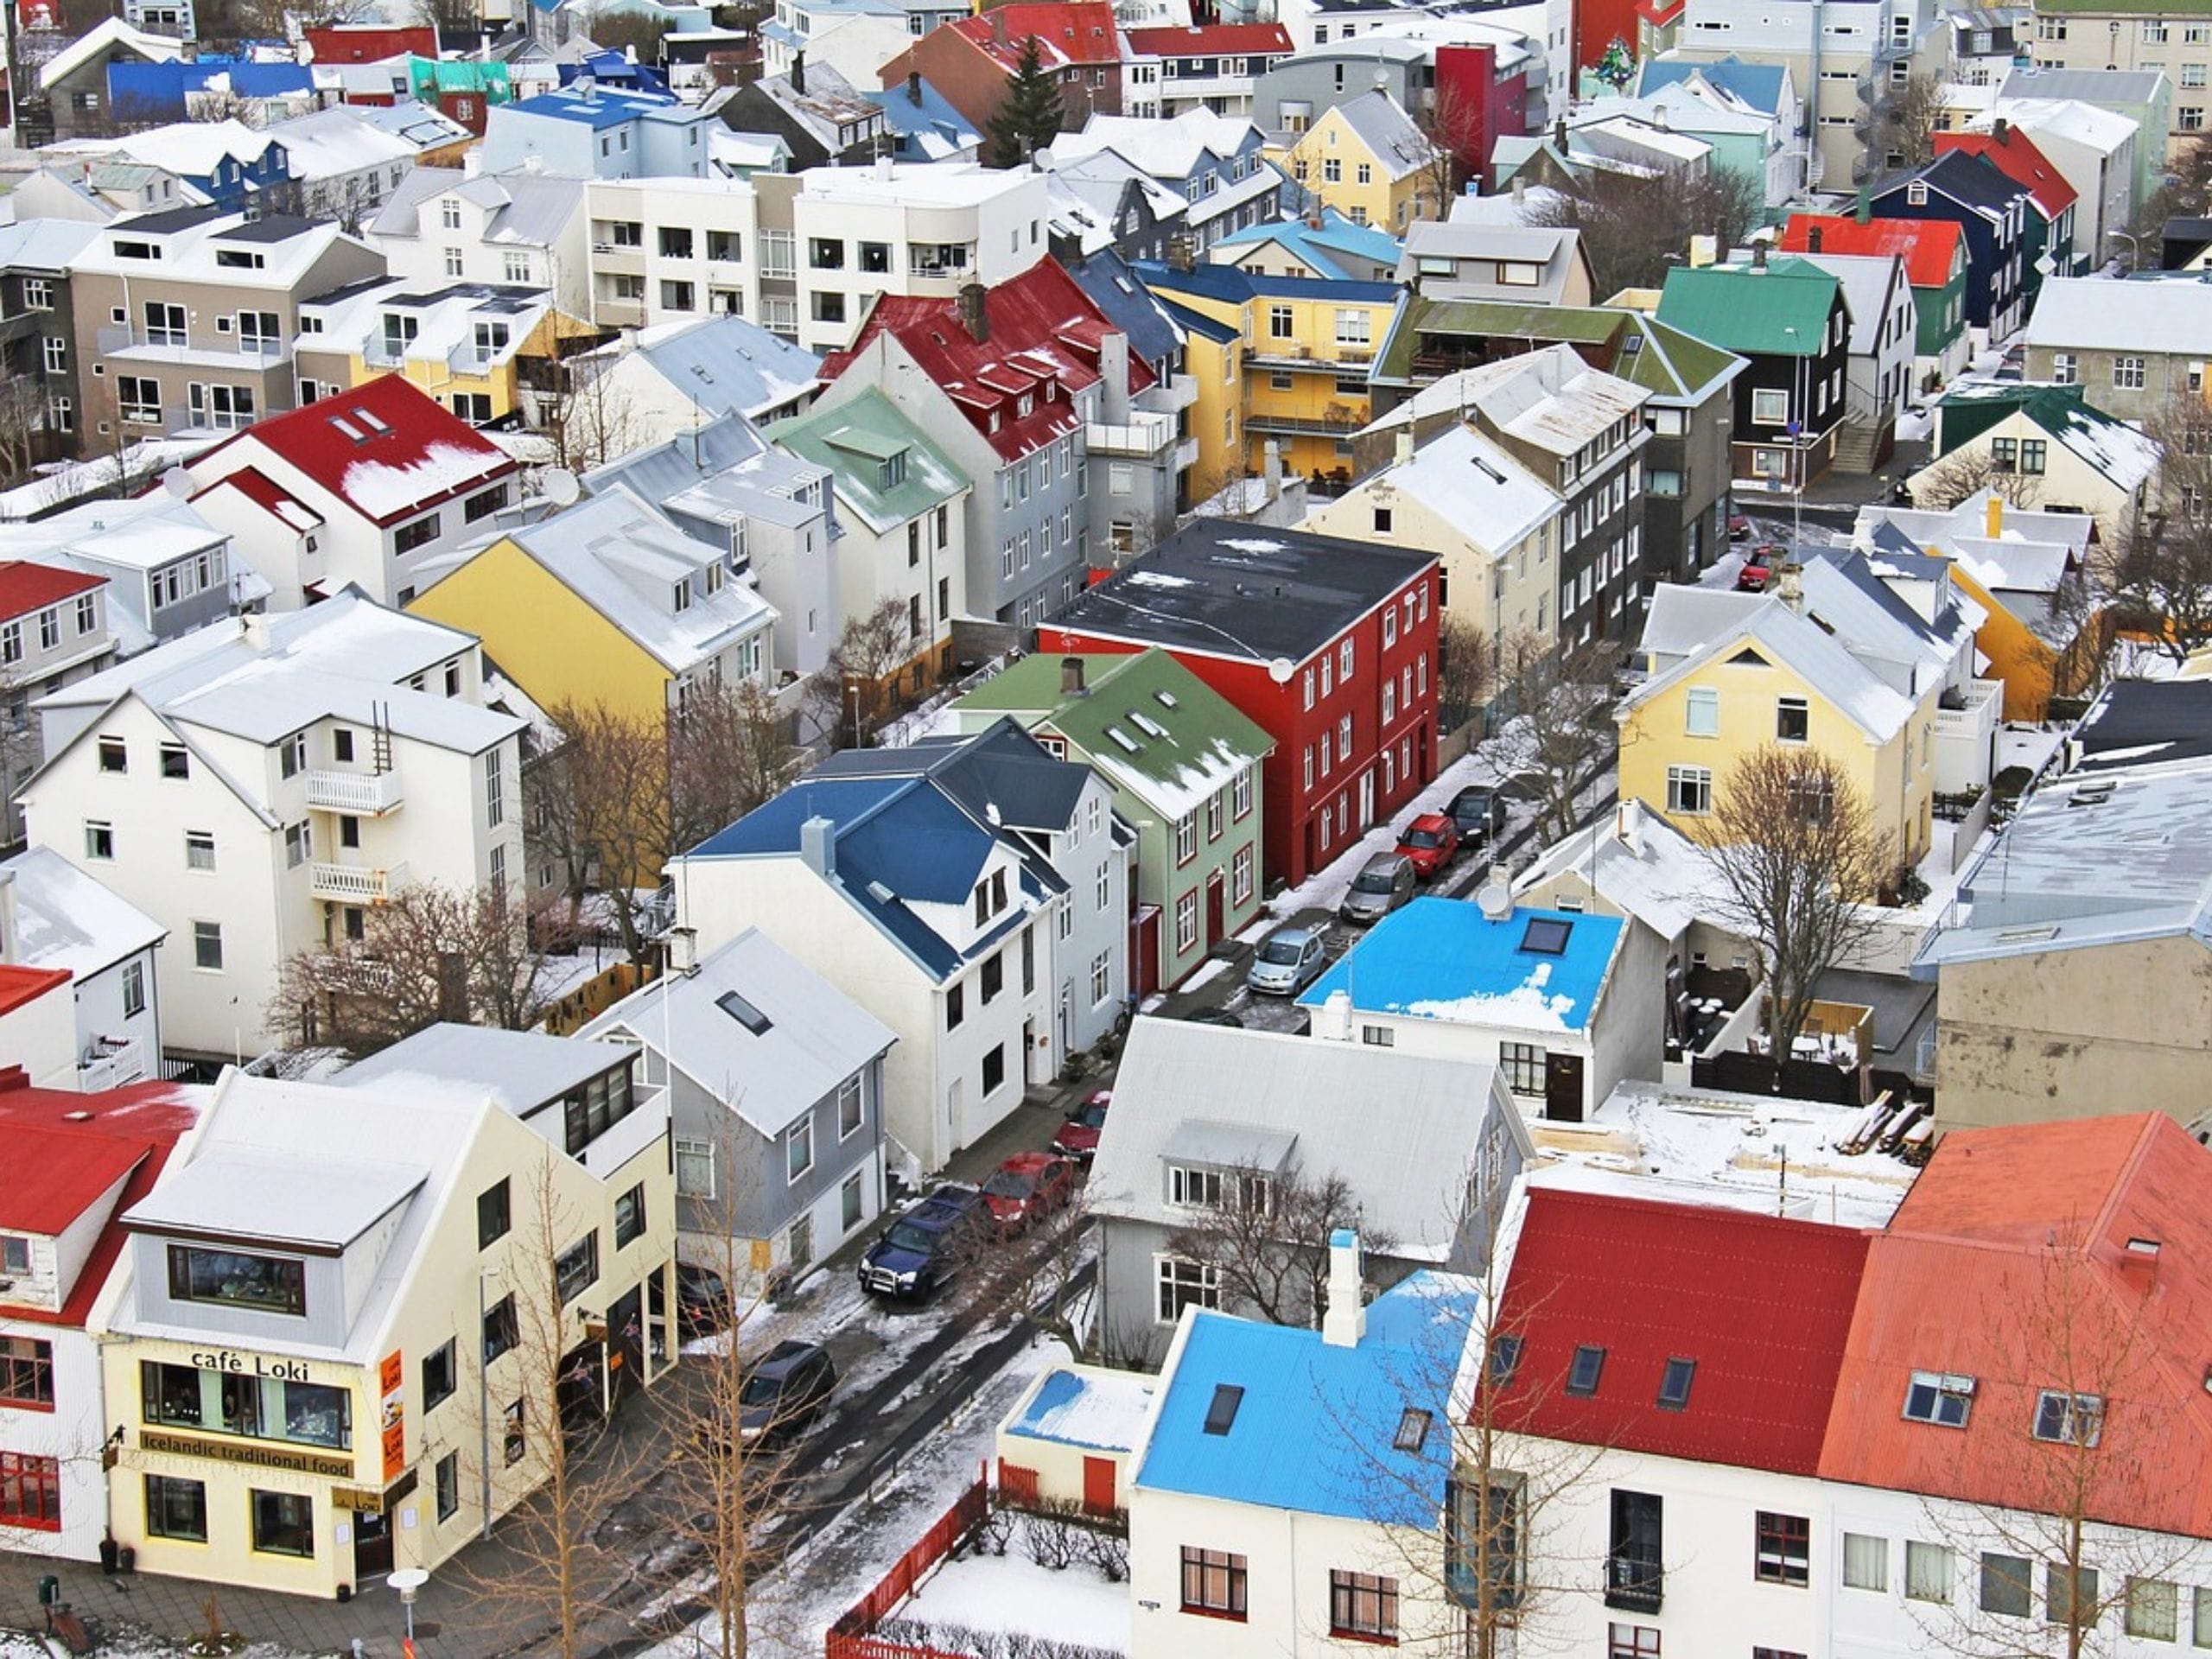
[987,35,1066,168]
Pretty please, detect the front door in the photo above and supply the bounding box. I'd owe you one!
[1083,1456,1117,1516]
[1545,1052,1586,1123]
[607,1285,644,1401]
[1358,768,1376,830]
[352,1507,392,1579]
[1205,872,1224,947]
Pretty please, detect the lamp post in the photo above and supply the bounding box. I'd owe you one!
[2107,228,2142,274]
[389,1567,428,1659]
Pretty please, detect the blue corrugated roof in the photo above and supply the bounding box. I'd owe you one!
[1637,54,1789,116]
[1158,296,1239,345]
[1211,210,1403,280]
[506,88,679,127]
[1136,1271,1478,1524]
[1298,897,1623,1033]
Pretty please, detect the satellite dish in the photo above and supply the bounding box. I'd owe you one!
[1267,657,1296,684]
[1476,881,1512,920]
[161,467,193,499]
[542,467,581,507]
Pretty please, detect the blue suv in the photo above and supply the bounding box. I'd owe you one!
[858,1185,990,1300]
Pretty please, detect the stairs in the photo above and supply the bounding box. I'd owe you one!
[1833,416,1888,475]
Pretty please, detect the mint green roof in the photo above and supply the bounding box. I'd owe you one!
[408,56,512,99]
[765,387,966,533]
[1656,257,1840,356]
[1376,296,1739,399]
[954,650,1274,814]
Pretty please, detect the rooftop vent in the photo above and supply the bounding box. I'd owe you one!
[1105,726,1140,753]
[2069,780,2115,807]
[1128,712,1166,738]
[1154,689,1179,709]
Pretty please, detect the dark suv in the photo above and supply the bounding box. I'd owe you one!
[858,1185,991,1300]
[737,1341,837,1443]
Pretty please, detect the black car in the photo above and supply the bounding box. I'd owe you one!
[1188,1007,1246,1027]
[737,1341,837,1442]
[858,1185,991,1300]
[1444,786,1506,849]
[675,1262,730,1338]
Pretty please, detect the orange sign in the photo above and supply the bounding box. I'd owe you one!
[379,1352,403,1398]
[378,1349,405,1483]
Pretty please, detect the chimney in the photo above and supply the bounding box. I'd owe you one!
[1986,491,2003,540]
[798,814,836,877]
[1263,438,1283,502]
[957,280,988,342]
[1061,655,1088,696]
[1777,563,1805,611]
[790,49,805,95]
[241,612,272,650]
[1511,175,1525,206]
[1617,798,1641,854]
[2122,1236,2162,1282]
[1394,425,1414,467]
[1554,115,1568,150]
[461,149,483,180]
[665,925,698,975]
[1806,222,1823,253]
[874,154,893,181]
[1321,1230,1366,1348]
[1751,241,1769,271]
[1319,987,1355,1041]
[1854,182,1872,225]
[1994,115,2010,143]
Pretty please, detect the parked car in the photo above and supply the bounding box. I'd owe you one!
[1995,344,2025,382]
[1727,513,1752,542]
[675,1262,730,1338]
[735,1341,837,1444]
[1736,545,1782,593]
[1189,1007,1246,1027]
[1052,1090,1110,1161]
[1395,811,1461,879]
[1340,852,1417,925]
[982,1152,1076,1234]
[858,1185,990,1300]
[1248,924,1329,996]
[1444,785,1505,850]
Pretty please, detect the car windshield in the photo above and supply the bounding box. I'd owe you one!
[1353,869,1399,894]
[1455,794,1491,815]
[1403,830,1442,849]
[1258,939,1305,965]
[983,1172,1034,1198]
[683,1269,725,1299]
[740,1374,785,1407]
[885,1220,938,1253]
[1074,1103,1108,1128]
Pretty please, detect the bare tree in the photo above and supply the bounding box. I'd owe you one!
[2100,395,2212,663]
[1873,70,1947,171]
[267,880,578,1054]
[1915,448,2048,513]
[1486,632,1622,847]
[1413,79,1487,225]
[2126,136,2212,245]
[0,380,52,491]
[540,354,645,473]
[1162,1160,1392,1332]
[1691,746,1891,1057]
[1529,165,1763,297]
[804,598,919,751]
[1437,613,1498,734]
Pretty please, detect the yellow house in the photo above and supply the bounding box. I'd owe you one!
[1154,298,1245,499]
[1138,263,1401,483]
[1618,565,1974,868]
[1275,89,1439,233]
[296,282,596,429]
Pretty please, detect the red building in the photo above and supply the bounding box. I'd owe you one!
[880,2,1123,141]
[302,23,437,62]
[1433,42,1529,189]
[1038,520,1440,888]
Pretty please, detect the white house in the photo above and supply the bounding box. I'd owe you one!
[0,846,166,1090]
[365,167,593,322]
[17,593,526,1062]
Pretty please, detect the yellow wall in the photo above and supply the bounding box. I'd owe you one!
[1281,109,1434,232]
[406,537,672,722]
[1619,637,1935,865]
[1181,326,1244,497]
[1946,562,2057,721]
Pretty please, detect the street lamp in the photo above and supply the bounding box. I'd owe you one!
[389,1567,429,1659]
[2107,229,2142,274]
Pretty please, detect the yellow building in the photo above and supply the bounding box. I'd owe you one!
[296,282,595,428]
[1274,89,1439,233]
[1139,263,1401,484]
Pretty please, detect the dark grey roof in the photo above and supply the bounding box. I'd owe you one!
[214,214,322,245]
[1864,520,1949,575]
[116,205,225,235]
[1875,149,2029,215]
[812,719,1089,833]
[1830,545,1955,645]
[1052,519,1435,664]
[1814,967,1935,1067]
[1065,249,1182,375]
[2072,681,2212,772]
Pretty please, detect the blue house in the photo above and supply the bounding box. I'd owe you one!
[73,118,293,211]
[1208,208,1403,282]
[480,86,717,179]
[556,49,671,96]
[109,56,315,124]
[1299,895,1659,1122]
[1866,149,2034,340]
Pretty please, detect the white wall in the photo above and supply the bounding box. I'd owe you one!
[0,1322,109,1559]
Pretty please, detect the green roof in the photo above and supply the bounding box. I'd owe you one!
[1375,295,1739,398]
[408,55,512,99]
[953,650,1274,811]
[1656,257,1840,356]
[765,388,966,533]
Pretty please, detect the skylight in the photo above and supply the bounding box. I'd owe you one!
[355,409,391,434]
[715,989,773,1035]
[1154,690,1179,708]
[1566,1344,1606,1396]
[1393,1407,1433,1452]
[1903,1370,1975,1428]
[1657,1357,1696,1411]
[1128,712,1166,738]
[1203,1382,1244,1435]
[328,416,365,442]
[1487,1335,1522,1388]
[1105,726,1141,753]
[1521,917,1573,956]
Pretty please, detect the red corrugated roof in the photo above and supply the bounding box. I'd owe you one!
[0,560,102,623]
[1126,22,1294,54]
[1634,0,1685,22]
[1821,1114,2212,1538]
[820,260,1156,463]
[303,22,435,61]
[1778,213,1965,290]
[192,374,514,529]
[950,2,1123,70]
[0,964,70,1018]
[1935,127,2078,218]
[1493,1187,1869,1475]
[195,464,325,531]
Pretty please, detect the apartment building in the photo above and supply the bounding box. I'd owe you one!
[1122,22,1295,119]
[365,168,592,326]
[18,594,526,1060]
[2020,273,2212,423]
[2019,0,2200,157]
[0,220,97,463]
[67,208,385,446]
[480,86,720,181]
[293,276,563,429]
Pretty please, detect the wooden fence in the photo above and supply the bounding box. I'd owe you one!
[823,1471,989,1659]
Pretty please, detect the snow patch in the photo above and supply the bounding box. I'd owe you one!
[341,440,506,520]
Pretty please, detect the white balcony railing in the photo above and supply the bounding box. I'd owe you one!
[1086,409,1180,457]
[311,861,396,902]
[305,768,404,815]
[79,1036,147,1091]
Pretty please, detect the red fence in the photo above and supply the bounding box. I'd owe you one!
[824,1471,990,1659]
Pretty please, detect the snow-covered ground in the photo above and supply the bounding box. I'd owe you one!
[897,1552,1132,1652]
[1995,721,2067,780]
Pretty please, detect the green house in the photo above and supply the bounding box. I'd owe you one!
[952,650,1274,994]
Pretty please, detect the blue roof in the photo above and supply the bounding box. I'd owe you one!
[1136,1271,1478,1524]
[1637,54,1789,115]
[506,88,680,127]
[1297,898,1624,1034]
[1007,1368,1152,1452]
[868,76,980,146]
[1132,259,1401,306]
[1211,210,1403,281]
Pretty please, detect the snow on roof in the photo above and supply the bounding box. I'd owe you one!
[1300,897,1625,1034]
[1047,107,1261,181]
[38,16,184,92]
[260,105,416,181]
[2027,275,2212,355]
[0,846,165,978]
[1516,799,1734,942]
[1007,1366,1156,1453]
[1978,95,2134,153]
[71,207,353,288]
[1380,420,1562,550]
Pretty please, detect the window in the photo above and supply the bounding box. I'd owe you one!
[1665,766,1712,815]
[982,1044,1006,1096]
[504,1398,525,1465]
[416,1339,459,1414]
[1182,1547,1247,1617]
[98,738,125,772]
[1175,891,1198,951]
[1904,1370,1975,1427]
[837,1074,864,1141]
[1756,1512,1811,1586]
[85,820,113,860]
[74,594,95,635]
[1608,1621,1660,1656]
[554,1232,598,1304]
[121,959,146,1019]
[485,753,504,829]
[1233,769,1253,820]
[786,1117,814,1183]
[946,982,964,1030]
[982,952,1004,1003]
[1753,387,1789,425]
[1777,696,1809,742]
[144,1474,206,1541]
[1175,815,1197,863]
[1334,308,1370,346]
[283,822,311,869]
[2048,1563,2099,1629]
[394,513,441,554]
[1980,1551,2033,1618]
[1232,845,1254,906]
[168,1244,301,1315]
[1685,687,1719,736]
[1329,1571,1396,1639]
[194,920,222,969]
[251,1489,314,1556]
[2033,1389,2103,1446]
[1499,1040,1546,1096]
[40,336,64,376]
[20,278,48,311]
[185,830,214,871]
[1565,1344,1606,1395]
[1157,1256,1219,1322]
[1906,1540,1954,1603]
[1656,1357,1695,1410]
[614,1183,647,1248]
[1842,1533,1887,1592]
[2115,356,2147,390]
[0,1335,53,1408]
[1362,1025,1395,1047]
[483,1293,518,1364]
[2129,1578,2180,1641]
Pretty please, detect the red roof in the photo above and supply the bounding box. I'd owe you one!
[950,2,1123,70]
[1935,127,2078,219]
[0,560,102,624]
[0,964,69,1019]
[194,464,325,533]
[820,260,1156,464]
[0,1077,199,1329]
[194,374,515,529]
[302,22,436,61]
[1126,22,1294,54]
[1778,213,1965,290]
[1635,0,1685,22]
[1493,1187,1870,1476]
[1821,1114,2212,1539]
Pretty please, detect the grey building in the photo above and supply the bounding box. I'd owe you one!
[1090,1018,1531,1367]
[1250,35,1432,134]
[713,60,888,171]
[579,926,897,1281]
[0,219,97,464]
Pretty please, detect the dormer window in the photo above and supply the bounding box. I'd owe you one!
[673,576,692,613]
[972,867,1008,925]
[113,239,156,260]
[880,449,906,490]
[166,1244,306,1317]
[1017,394,1033,418]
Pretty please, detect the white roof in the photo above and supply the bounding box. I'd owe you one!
[1365,421,1561,550]
[71,209,360,288]
[797,158,1027,207]
[298,277,548,374]
[1446,183,1572,226]
[0,493,227,575]
[0,845,164,977]
[1515,798,1734,941]
[260,106,417,182]
[2025,275,2212,355]
[1798,251,1904,356]
[38,16,183,92]
[1048,107,1260,180]
[55,118,276,178]
[1978,96,2135,154]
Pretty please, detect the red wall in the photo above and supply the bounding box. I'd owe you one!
[305,24,437,62]
[1571,0,1643,69]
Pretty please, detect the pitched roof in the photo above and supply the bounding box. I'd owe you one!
[1372,297,1739,399]
[1796,251,1907,357]
[1515,799,1734,941]
[1046,518,1434,665]
[1935,125,2078,218]
[632,314,824,419]
[0,558,101,622]
[1778,213,1965,289]
[1635,54,1789,115]
[764,386,966,534]
[1872,147,2034,217]
[1125,21,1293,53]
[1495,1186,1870,1475]
[1933,382,2161,490]
[1656,256,1840,356]
[945,1,1123,70]
[1320,88,1430,182]
[1134,258,1401,306]
[2025,275,2212,355]
[1821,1115,2212,1539]
[1370,420,1562,550]
[1212,208,1403,282]
[1048,108,1262,182]
[37,15,183,92]
[0,846,165,978]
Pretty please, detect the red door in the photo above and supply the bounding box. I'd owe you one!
[1083,1455,1116,1516]
[1205,871,1224,947]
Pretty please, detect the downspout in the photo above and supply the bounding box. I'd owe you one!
[1806,0,1822,194]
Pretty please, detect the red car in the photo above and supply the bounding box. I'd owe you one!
[982,1153,1076,1234]
[1736,545,1783,592]
[1395,811,1461,879]
[1052,1090,1109,1161]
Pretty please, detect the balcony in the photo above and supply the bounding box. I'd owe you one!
[1604,1554,1663,1613]
[1173,435,1199,471]
[97,324,289,367]
[306,768,404,816]
[310,861,400,903]
[79,1036,148,1091]
[1243,407,1369,436]
[1086,409,1181,457]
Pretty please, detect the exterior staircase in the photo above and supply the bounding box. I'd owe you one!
[1832,416,1891,475]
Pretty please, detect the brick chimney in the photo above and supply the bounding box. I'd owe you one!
[957,280,988,341]
[907,68,923,105]
[1807,222,1824,253]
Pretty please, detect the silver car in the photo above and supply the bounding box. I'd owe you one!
[1339,853,1416,925]
[1247,925,1328,995]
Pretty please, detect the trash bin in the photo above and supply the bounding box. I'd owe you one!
[98,1535,118,1574]
[117,1545,135,1573]
[36,1575,59,1607]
